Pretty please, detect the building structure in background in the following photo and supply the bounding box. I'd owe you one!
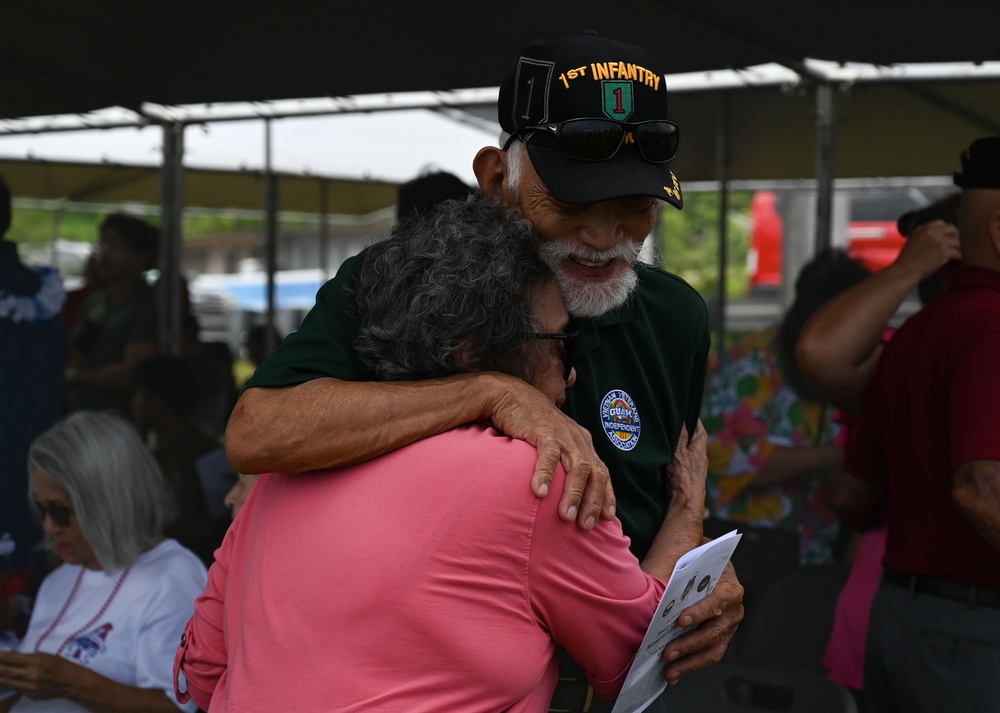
[9,178,956,354]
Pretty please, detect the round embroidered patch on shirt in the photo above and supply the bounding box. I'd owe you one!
[600,389,641,451]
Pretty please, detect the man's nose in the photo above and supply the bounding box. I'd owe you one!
[578,207,628,251]
[582,199,655,252]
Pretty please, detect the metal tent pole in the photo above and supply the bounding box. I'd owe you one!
[158,121,185,355]
[814,83,837,254]
[319,178,330,281]
[263,118,278,355]
[715,94,731,361]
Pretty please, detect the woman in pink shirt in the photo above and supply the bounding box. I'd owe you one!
[175,196,707,712]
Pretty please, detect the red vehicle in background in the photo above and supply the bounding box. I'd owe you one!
[748,190,907,287]
[844,221,907,273]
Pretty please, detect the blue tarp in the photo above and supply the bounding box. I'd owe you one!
[192,271,325,313]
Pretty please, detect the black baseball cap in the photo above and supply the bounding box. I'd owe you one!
[954,136,1000,189]
[497,34,683,209]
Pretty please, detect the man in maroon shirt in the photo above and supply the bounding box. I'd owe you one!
[839,137,1000,713]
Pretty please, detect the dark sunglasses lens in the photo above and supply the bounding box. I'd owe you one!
[561,337,577,380]
[52,505,72,526]
[559,120,625,160]
[636,121,679,162]
[34,501,72,527]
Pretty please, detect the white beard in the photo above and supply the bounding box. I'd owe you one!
[538,239,641,318]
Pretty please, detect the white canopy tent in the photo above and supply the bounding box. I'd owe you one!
[0,90,501,348]
[2,62,998,349]
[0,99,500,189]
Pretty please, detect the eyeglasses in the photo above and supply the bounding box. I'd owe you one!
[503,118,679,163]
[533,332,578,381]
[32,500,75,528]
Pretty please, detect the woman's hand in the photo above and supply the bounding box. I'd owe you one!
[0,651,74,701]
[0,650,181,713]
[665,421,708,502]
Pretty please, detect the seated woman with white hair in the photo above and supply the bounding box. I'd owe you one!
[176,195,708,712]
[0,411,208,713]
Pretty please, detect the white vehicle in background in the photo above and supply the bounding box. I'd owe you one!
[189,268,326,354]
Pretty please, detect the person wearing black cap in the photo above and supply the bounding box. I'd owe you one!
[226,34,742,707]
[829,137,1000,713]
[793,193,959,704]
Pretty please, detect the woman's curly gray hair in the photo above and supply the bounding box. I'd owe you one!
[350,193,553,383]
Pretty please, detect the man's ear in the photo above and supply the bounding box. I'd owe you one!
[473,146,506,201]
[988,200,1000,259]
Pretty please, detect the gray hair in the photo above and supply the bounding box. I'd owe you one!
[499,132,526,198]
[351,193,553,382]
[28,411,177,573]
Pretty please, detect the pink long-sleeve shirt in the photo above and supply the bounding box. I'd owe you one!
[176,423,666,712]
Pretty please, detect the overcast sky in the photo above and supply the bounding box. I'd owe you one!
[0,109,499,186]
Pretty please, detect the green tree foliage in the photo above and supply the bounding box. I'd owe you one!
[7,206,273,247]
[657,190,753,299]
[7,208,103,245]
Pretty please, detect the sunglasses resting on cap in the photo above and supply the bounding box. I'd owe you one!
[497,34,684,207]
[503,118,679,164]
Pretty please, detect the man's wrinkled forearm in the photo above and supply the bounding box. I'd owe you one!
[225,374,500,474]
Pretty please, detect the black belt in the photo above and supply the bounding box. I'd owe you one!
[883,569,1000,609]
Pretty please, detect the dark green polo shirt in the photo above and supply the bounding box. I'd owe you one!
[248,252,709,558]
[563,265,709,557]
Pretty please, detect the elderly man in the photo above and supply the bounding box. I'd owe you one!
[225,34,743,707]
[837,137,1000,713]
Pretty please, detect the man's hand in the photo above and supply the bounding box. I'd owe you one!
[661,561,744,685]
[490,376,615,530]
[896,219,961,280]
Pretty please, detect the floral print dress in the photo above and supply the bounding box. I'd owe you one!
[702,327,840,565]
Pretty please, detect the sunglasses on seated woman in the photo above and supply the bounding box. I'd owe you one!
[32,500,75,528]
[503,118,679,163]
